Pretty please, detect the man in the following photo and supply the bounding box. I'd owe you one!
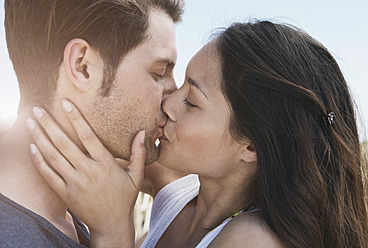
[0,0,183,247]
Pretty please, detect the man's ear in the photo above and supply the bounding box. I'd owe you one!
[63,38,102,92]
[240,142,257,163]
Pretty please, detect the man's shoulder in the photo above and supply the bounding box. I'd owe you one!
[0,194,89,248]
[0,197,55,246]
[0,194,38,228]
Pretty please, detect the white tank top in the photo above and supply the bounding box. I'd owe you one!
[140,175,200,247]
[140,175,258,248]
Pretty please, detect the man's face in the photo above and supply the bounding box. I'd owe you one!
[87,9,177,164]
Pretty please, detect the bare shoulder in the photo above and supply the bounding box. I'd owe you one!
[208,212,286,248]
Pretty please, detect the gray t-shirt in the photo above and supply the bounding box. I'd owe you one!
[0,193,90,248]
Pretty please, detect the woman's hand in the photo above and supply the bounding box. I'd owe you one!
[26,99,145,247]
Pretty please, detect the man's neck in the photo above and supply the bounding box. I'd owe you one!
[0,111,79,242]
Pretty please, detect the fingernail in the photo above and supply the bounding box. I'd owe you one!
[62,99,73,113]
[26,118,36,130]
[140,131,145,144]
[33,107,43,119]
[30,144,37,155]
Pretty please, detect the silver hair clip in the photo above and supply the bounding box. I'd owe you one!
[326,112,335,126]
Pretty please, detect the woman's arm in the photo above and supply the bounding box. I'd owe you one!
[27,99,145,247]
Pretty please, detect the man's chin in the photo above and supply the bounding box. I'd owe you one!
[144,142,159,165]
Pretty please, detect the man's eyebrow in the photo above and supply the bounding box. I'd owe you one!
[153,57,176,67]
[187,76,208,99]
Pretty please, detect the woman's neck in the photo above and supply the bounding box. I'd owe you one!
[189,172,254,232]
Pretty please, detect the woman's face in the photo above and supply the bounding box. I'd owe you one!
[158,42,244,177]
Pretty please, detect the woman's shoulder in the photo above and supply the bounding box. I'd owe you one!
[208,211,286,248]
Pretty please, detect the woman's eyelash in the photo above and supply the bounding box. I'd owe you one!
[183,98,196,108]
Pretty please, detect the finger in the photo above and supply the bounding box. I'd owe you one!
[29,143,67,198]
[32,107,90,169]
[26,117,76,180]
[126,130,146,189]
[61,99,114,163]
[115,158,130,170]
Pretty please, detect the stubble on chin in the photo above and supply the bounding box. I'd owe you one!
[87,93,159,164]
[96,128,159,165]
[142,131,159,165]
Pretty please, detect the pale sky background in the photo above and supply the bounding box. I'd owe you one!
[0,0,367,140]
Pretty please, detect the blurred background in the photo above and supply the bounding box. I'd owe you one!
[1,0,367,239]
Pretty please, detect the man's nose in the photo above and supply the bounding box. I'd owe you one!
[162,77,177,97]
[162,89,178,122]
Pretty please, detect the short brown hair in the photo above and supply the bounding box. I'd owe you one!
[5,0,184,109]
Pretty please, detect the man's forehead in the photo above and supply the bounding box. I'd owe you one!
[125,40,177,65]
[144,9,177,65]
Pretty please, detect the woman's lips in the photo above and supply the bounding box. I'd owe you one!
[159,127,169,142]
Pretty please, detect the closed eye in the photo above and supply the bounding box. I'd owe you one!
[183,98,196,108]
[152,73,165,81]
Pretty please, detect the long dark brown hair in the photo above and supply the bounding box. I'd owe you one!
[216,20,368,248]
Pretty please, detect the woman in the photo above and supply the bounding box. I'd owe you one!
[27,20,368,247]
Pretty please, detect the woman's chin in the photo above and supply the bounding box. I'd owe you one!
[156,139,168,160]
[156,150,174,168]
